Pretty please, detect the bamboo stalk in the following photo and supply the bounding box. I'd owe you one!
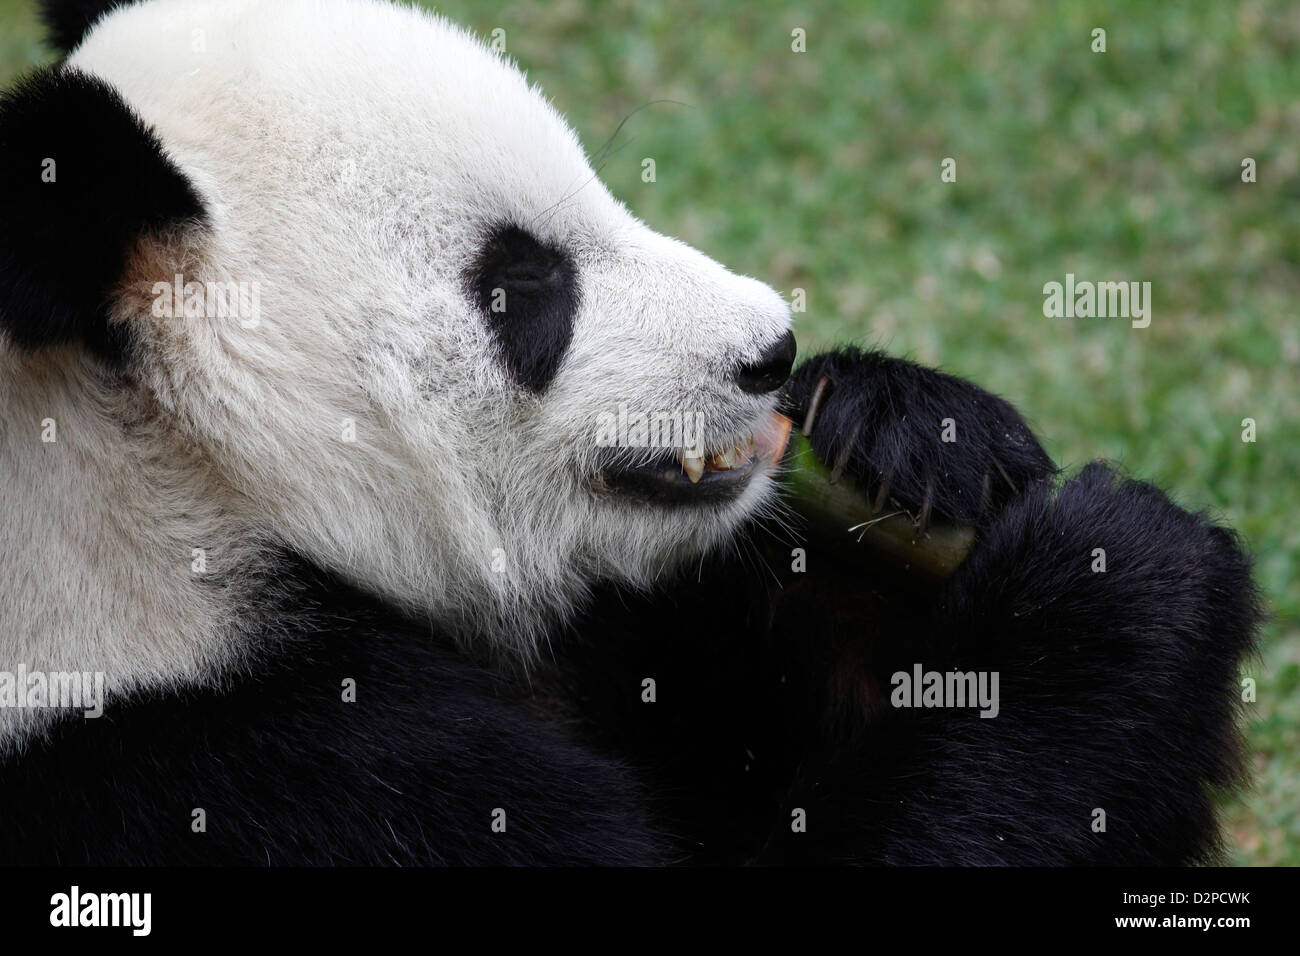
[781,430,975,581]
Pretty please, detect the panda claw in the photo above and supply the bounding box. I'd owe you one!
[995,460,1017,494]
[801,375,832,437]
[872,480,891,515]
[828,420,860,485]
[916,485,933,536]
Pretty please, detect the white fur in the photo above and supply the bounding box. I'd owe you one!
[0,0,792,746]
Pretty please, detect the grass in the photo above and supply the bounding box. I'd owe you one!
[2,0,1295,864]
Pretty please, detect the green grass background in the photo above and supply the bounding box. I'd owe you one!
[2,0,1295,863]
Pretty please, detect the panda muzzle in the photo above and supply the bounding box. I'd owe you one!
[594,412,793,505]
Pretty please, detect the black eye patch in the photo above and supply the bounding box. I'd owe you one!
[468,224,580,393]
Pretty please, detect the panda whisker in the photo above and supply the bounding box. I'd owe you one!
[590,99,690,169]
[533,99,689,230]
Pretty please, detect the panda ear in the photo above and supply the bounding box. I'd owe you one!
[0,66,206,362]
[39,0,126,54]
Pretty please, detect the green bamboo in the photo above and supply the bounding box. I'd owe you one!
[781,431,975,580]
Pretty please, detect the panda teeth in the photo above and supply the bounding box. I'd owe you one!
[678,438,755,483]
[709,445,745,470]
[680,448,706,484]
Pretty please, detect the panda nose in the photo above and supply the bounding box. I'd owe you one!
[734,330,796,394]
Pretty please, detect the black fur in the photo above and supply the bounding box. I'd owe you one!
[546,470,1259,864]
[756,462,1260,864]
[38,0,125,54]
[0,559,663,866]
[468,223,581,393]
[0,350,1261,865]
[783,347,1056,524]
[0,66,206,363]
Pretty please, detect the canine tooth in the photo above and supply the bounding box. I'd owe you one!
[681,448,705,483]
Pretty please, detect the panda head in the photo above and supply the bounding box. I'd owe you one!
[1,0,794,655]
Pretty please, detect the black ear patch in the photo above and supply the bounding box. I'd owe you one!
[469,224,580,393]
[0,66,206,362]
[39,0,126,53]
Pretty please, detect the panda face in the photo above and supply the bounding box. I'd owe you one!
[57,0,793,647]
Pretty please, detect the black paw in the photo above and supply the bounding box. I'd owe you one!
[781,347,1055,525]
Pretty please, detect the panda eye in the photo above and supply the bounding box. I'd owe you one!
[469,224,580,393]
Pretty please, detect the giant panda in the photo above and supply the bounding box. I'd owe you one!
[0,0,1260,866]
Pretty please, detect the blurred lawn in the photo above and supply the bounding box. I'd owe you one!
[2,0,1295,864]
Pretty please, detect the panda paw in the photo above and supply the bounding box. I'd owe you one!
[781,347,1055,525]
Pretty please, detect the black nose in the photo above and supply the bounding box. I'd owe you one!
[734,330,796,394]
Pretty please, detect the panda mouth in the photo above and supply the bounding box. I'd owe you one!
[593,412,793,506]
